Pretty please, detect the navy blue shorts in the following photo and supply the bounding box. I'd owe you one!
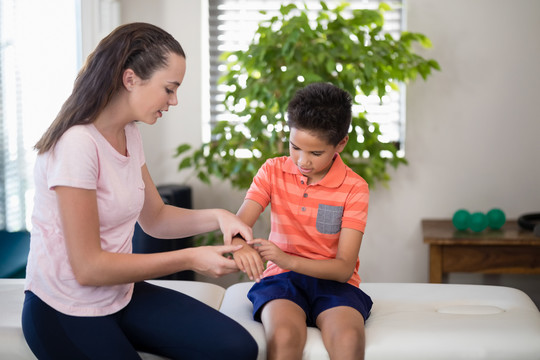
[247,271,372,327]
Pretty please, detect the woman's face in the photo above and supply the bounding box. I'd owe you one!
[129,53,186,125]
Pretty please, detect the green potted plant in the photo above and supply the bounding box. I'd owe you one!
[176,1,439,243]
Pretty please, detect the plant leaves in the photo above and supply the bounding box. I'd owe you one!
[176,1,440,190]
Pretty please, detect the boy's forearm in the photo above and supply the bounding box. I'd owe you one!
[286,228,362,283]
[287,256,354,283]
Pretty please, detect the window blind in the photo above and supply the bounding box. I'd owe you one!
[208,0,405,149]
[0,0,80,231]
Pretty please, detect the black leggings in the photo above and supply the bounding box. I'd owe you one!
[22,281,258,360]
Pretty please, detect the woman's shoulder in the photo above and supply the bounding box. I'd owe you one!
[56,124,96,148]
[64,123,92,134]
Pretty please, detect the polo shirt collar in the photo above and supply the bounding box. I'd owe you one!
[283,154,346,188]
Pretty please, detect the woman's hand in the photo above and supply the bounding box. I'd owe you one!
[232,242,265,282]
[215,209,253,245]
[248,239,292,270]
[188,244,243,278]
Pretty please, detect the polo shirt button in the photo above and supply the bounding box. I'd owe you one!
[303,193,308,198]
[301,180,304,184]
[301,207,306,211]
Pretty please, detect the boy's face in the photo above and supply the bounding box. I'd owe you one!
[289,127,348,185]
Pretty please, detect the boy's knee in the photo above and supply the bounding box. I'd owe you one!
[268,324,306,350]
[325,326,365,358]
[341,326,364,343]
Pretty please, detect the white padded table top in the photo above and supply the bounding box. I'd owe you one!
[360,283,540,360]
[2,279,540,360]
[220,282,540,360]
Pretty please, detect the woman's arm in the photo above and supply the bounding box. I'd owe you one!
[55,165,249,287]
[137,165,252,243]
[249,228,363,283]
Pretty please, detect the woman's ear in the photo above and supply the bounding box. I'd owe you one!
[122,68,137,91]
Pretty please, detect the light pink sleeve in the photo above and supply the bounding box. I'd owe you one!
[48,127,99,190]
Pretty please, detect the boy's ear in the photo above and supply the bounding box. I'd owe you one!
[122,68,138,91]
[336,135,349,152]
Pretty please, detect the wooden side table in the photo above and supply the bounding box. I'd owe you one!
[422,219,540,283]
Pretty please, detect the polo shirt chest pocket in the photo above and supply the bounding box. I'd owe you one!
[316,204,344,234]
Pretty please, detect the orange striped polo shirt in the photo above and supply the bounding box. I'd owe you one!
[245,154,369,286]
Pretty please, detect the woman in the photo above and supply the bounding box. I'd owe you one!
[22,22,258,360]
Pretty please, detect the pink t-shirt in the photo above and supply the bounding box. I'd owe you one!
[25,122,146,316]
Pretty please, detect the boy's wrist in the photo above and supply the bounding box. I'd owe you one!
[231,234,246,245]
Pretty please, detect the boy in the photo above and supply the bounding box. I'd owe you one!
[232,82,372,360]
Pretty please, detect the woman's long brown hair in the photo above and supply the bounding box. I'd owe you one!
[34,22,185,154]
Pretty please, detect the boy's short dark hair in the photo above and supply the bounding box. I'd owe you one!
[286,82,352,146]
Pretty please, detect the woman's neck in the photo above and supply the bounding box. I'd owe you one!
[93,99,131,156]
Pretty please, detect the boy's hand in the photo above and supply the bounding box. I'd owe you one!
[249,239,292,270]
[232,241,265,282]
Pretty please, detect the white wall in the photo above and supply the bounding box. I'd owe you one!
[119,0,208,189]
[362,0,540,301]
[119,0,540,297]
